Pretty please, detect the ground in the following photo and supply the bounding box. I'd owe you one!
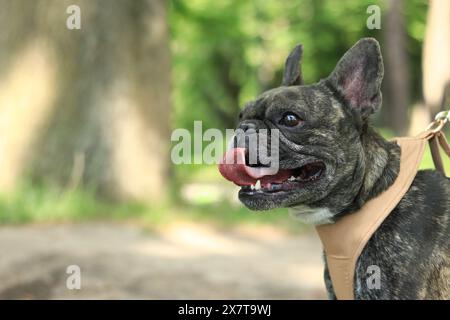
[0,222,326,299]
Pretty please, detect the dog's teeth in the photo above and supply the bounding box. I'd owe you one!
[289,176,296,181]
[255,180,261,190]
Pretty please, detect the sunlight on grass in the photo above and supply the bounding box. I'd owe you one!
[0,181,305,232]
[0,182,147,224]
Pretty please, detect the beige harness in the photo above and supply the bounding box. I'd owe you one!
[315,116,450,300]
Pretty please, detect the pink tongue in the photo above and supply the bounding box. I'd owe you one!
[218,148,292,186]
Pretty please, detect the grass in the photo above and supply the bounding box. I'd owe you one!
[0,182,147,224]
[0,181,305,232]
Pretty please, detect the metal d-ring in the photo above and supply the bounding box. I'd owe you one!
[434,110,450,122]
[426,110,449,134]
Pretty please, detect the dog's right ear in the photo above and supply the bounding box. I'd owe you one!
[282,44,303,86]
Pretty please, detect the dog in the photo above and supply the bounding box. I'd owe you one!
[218,38,450,299]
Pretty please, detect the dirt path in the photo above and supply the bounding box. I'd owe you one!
[0,222,327,299]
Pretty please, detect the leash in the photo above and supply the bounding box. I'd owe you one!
[426,110,450,174]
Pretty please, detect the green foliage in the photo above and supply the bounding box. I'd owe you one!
[169,0,428,132]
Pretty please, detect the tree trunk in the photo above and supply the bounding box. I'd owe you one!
[422,0,450,118]
[383,0,410,135]
[0,0,170,201]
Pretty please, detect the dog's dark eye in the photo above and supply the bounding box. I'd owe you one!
[279,112,301,127]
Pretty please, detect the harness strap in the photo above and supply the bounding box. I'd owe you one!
[430,132,450,174]
[427,110,450,174]
[316,122,449,300]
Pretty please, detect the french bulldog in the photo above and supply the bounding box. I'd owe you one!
[218,38,450,299]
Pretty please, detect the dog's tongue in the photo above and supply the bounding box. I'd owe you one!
[218,148,291,186]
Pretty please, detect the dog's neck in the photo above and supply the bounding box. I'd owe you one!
[346,125,401,214]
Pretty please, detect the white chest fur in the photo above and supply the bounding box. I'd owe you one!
[288,205,334,225]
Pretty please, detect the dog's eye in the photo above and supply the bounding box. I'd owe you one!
[279,112,301,127]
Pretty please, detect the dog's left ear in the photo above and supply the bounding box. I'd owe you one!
[326,38,384,119]
[282,44,303,86]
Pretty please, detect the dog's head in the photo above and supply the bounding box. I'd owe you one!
[218,38,386,221]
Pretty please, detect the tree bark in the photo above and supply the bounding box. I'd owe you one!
[383,0,410,135]
[0,0,170,201]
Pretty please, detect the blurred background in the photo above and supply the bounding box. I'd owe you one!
[0,0,448,299]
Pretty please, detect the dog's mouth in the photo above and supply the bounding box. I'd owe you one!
[218,148,325,195]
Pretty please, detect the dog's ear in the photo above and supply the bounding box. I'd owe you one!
[282,44,303,86]
[326,38,384,119]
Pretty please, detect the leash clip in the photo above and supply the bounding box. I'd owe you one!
[426,110,449,134]
[434,110,450,122]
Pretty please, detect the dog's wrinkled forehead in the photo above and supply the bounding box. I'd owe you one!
[240,85,338,122]
[240,87,296,120]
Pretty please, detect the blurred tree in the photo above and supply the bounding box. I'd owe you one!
[422,0,450,117]
[383,0,410,134]
[0,0,170,201]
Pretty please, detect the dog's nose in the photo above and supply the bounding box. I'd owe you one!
[238,121,257,132]
[232,121,257,150]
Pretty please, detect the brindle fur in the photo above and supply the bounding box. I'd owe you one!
[235,38,450,299]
